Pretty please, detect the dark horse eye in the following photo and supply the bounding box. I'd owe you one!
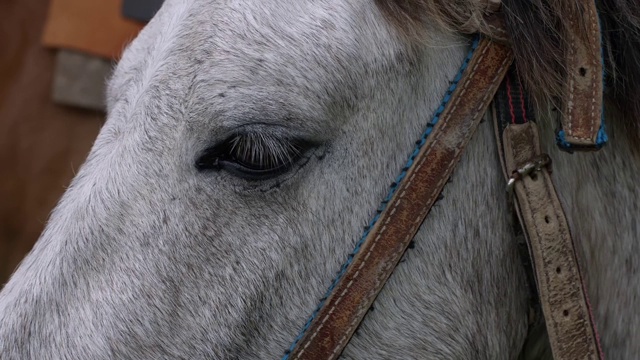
[196,132,309,180]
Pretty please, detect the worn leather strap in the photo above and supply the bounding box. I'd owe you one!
[286,37,512,360]
[500,122,603,359]
[490,70,544,332]
[482,11,509,45]
[559,0,604,148]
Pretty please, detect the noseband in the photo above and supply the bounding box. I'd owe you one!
[285,2,606,359]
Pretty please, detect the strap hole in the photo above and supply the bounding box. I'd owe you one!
[556,267,561,274]
[579,67,587,76]
[544,215,550,224]
[530,173,538,181]
[563,310,570,317]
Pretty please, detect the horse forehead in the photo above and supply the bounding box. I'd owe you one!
[105,0,401,135]
[112,0,385,90]
[185,0,384,59]
[165,0,370,37]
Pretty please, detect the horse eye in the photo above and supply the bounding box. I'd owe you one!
[196,133,309,181]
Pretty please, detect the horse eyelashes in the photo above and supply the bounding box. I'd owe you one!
[227,133,303,170]
[196,132,308,180]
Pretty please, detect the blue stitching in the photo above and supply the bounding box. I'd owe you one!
[281,35,481,360]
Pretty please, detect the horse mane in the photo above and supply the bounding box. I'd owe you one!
[376,0,640,142]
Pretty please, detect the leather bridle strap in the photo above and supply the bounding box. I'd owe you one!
[492,67,604,360]
[285,37,512,360]
[557,0,605,150]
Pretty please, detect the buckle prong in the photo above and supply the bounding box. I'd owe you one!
[506,154,552,210]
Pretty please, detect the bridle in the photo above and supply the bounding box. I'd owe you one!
[284,2,606,359]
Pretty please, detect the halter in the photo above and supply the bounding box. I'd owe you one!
[285,2,605,358]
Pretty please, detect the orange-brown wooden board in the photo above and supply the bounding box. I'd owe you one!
[0,0,102,285]
[42,0,144,59]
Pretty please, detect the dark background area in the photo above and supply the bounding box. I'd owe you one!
[0,0,103,285]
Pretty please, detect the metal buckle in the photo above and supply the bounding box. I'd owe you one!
[506,154,552,210]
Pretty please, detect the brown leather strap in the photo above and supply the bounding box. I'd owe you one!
[501,122,603,359]
[482,11,510,45]
[287,38,512,360]
[560,0,604,147]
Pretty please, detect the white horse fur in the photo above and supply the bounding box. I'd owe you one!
[1,0,638,358]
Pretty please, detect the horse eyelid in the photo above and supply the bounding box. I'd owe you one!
[195,133,313,181]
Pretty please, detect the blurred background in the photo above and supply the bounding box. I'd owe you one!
[0,0,162,286]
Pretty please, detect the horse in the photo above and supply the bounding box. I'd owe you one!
[1,0,639,358]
